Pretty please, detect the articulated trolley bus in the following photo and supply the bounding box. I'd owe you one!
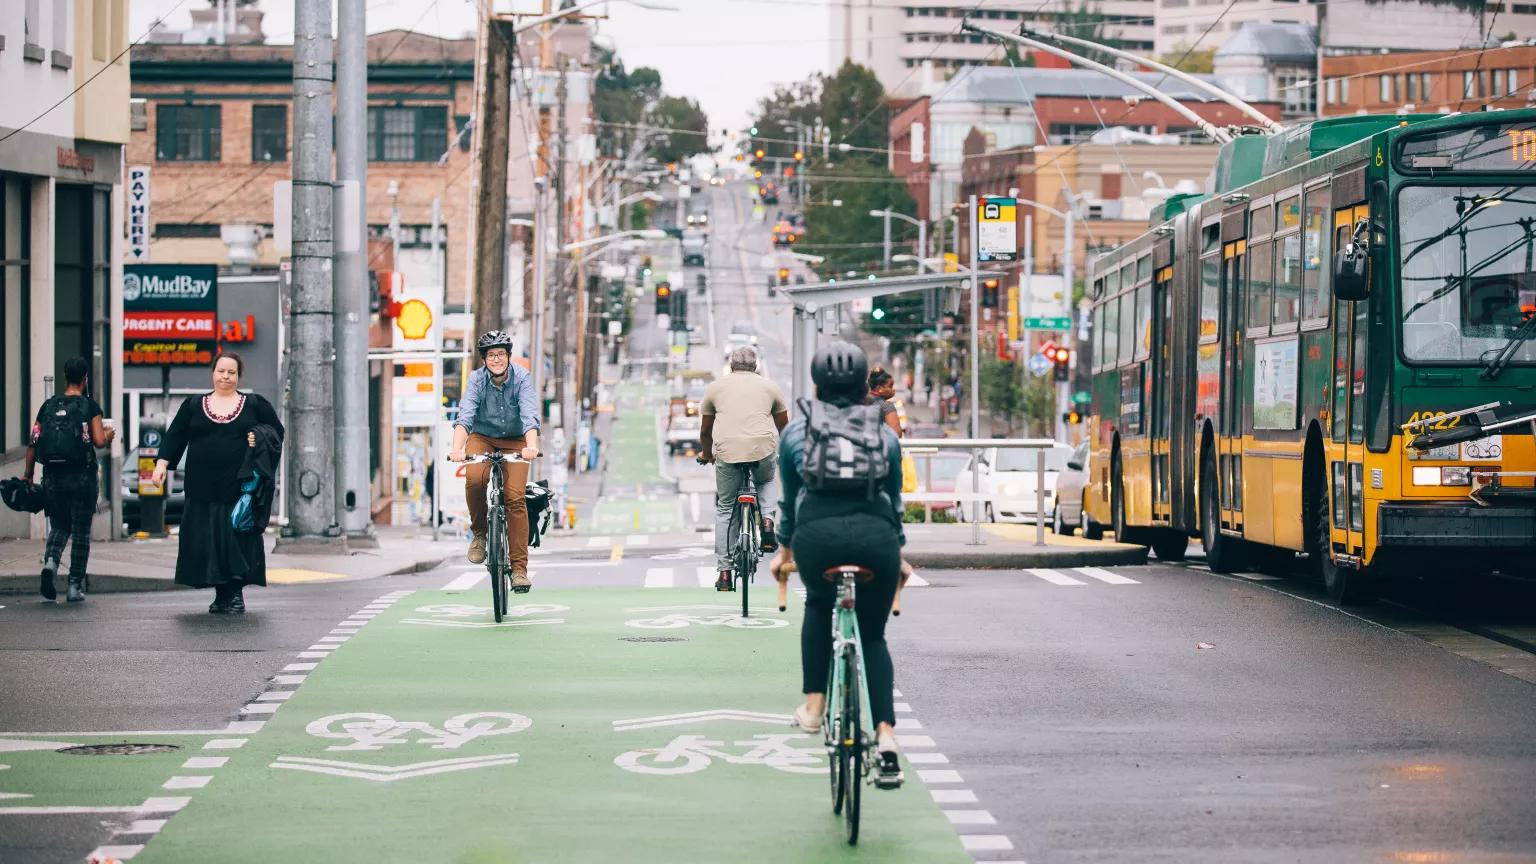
[1083,110,1536,602]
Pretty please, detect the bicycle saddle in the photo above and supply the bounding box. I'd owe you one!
[822,565,875,583]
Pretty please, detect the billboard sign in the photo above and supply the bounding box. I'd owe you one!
[123,264,219,366]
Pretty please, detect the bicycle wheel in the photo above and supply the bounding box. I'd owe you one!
[737,546,751,618]
[827,657,845,813]
[488,506,507,624]
[843,646,863,846]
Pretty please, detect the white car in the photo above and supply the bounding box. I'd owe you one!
[666,415,703,456]
[954,444,1073,523]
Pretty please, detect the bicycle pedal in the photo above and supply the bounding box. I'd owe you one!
[511,585,532,594]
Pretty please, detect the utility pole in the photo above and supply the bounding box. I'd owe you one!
[471,16,512,343]
[334,0,370,541]
[287,0,338,539]
[880,209,891,271]
[553,60,569,431]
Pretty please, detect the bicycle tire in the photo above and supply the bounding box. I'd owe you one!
[738,545,751,618]
[488,465,508,623]
[827,657,845,814]
[843,646,863,846]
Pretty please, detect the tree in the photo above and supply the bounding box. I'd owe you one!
[593,48,662,157]
[750,81,821,162]
[820,61,887,159]
[646,95,710,164]
[799,159,917,273]
[1156,45,1215,74]
[1043,2,1115,67]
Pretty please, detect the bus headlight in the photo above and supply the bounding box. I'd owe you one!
[1441,466,1472,486]
[1413,466,1473,486]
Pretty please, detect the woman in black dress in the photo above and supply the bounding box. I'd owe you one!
[151,353,284,614]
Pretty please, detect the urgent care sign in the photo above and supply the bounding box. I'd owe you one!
[122,264,219,366]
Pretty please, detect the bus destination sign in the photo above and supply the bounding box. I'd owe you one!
[1399,122,1536,172]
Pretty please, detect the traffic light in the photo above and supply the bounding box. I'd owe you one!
[794,150,804,162]
[871,298,887,321]
[753,169,763,179]
[1062,410,1083,425]
[754,148,765,160]
[980,278,1000,309]
[777,267,790,285]
[749,126,759,136]
[784,166,795,178]
[1052,347,1071,382]
[654,282,671,314]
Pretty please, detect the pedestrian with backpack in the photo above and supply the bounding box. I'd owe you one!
[767,341,907,790]
[23,357,115,602]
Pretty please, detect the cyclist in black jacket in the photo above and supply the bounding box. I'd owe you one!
[769,341,905,789]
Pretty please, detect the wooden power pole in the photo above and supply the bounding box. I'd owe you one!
[471,17,512,346]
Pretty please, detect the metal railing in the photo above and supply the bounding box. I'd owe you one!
[901,438,1059,547]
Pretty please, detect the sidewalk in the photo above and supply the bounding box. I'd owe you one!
[902,522,1149,569]
[0,525,461,595]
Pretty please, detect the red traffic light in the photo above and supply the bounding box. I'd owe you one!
[656,285,670,297]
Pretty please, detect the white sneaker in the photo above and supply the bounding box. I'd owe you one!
[792,703,822,733]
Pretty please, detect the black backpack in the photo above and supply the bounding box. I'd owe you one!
[34,397,93,470]
[798,397,888,498]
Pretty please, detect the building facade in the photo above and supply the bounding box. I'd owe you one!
[831,0,1157,97]
[1154,0,1524,57]
[1,0,130,540]
[890,65,1281,225]
[1320,44,1536,116]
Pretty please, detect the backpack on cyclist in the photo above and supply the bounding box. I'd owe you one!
[797,397,888,498]
[33,397,93,471]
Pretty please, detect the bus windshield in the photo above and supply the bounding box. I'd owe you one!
[1399,184,1536,365]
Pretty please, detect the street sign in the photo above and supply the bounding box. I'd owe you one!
[1024,316,1072,330]
[122,264,219,366]
[1027,354,1051,376]
[977,197,1017,262]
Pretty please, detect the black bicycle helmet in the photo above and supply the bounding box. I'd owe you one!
[477,330,513,356]
[811,341,869,402]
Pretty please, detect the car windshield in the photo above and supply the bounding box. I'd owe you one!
[1399,184,1536,365]
[994,445,1070,473]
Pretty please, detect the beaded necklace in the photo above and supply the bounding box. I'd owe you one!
[203,392,246,424]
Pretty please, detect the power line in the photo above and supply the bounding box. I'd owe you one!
[0,0,193,146]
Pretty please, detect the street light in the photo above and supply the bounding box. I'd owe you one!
[869,208,927,271]
[562,228,666,253]
[504,0,678,33]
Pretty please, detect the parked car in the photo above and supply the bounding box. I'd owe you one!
[1051,441,1100,537]
[953,443,1073,523]
[121,448,186,530]
[666,415,703,456]
[908,450,971,516]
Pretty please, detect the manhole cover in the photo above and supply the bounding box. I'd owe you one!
[620,636,686,643]
[57,743,182,756]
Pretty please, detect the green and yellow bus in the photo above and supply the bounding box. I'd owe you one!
[1083,110,1536,602]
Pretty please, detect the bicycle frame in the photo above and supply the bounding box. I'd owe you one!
[826,573,873,748]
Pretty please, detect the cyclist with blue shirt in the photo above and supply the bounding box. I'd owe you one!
[448,331,541,592]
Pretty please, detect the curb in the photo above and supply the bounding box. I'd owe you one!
[0,574,193,595]
[904,545,1149,570]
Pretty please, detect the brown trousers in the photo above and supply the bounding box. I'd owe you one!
[465,434,531,571]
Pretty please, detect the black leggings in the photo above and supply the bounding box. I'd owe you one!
[792,514,902,728]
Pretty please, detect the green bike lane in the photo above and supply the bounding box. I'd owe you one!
[130,586,972,863]
[589,381,685,536]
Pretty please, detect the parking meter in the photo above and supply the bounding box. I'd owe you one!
[136,420,168,537]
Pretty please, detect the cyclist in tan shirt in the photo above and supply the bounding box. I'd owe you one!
[698,346,789,591]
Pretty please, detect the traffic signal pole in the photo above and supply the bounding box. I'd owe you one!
[334,0,371,541]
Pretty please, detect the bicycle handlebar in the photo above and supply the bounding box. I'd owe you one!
[454,452,539,464]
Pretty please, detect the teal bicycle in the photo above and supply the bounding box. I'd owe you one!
[821,564,878,846]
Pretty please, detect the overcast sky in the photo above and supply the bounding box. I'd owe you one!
[129,0,831,132]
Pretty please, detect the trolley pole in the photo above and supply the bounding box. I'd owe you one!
[286,0,339,539]
[968,194,982,544]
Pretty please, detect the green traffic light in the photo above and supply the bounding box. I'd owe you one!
[750,126,759,136]
[871,308,886,320]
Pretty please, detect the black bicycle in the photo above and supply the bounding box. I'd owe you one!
[701,456,765,618]
[461,452,532,623]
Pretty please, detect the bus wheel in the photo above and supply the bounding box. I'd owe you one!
[1311,479,1376,604]
[1151,531,1188,562]
[1201,449,1240,573]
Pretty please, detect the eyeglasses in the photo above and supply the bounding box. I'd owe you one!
[483,350,510,361]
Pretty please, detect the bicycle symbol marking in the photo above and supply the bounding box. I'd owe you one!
[615,734,824,775]
[650,546,714,561]
[625,613,787,630]
[306,712,532,751]
[402,603,568,629]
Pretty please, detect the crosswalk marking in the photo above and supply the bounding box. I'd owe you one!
[643,567,675,588]
[1073,566,1139,585]
[625,535,651,546]
[586,536,611,548]
[441,571,487,591]
[1026,568,1087,586]
[905,573,929,587]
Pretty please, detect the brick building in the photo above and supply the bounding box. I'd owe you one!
[1320,45,1536,116]
[128,29,475,311]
